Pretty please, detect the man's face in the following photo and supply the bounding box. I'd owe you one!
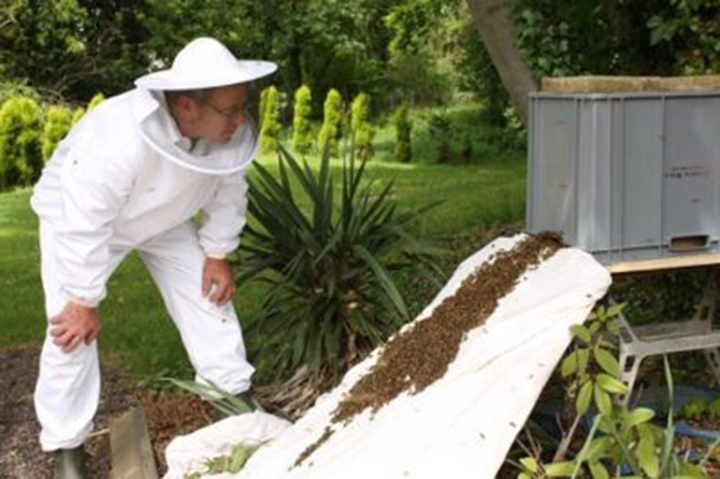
[194,84,250,144]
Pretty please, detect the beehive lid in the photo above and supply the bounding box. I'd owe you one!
[542,75,720,93]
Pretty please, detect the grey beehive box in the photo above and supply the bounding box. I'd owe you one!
[526,85,720,264]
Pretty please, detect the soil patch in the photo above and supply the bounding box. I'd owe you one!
[296,233,562,465]
[143,392,216,473]
[0,344,137,478]
[0,344,215,478]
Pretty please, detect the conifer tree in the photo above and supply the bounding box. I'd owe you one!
[318,89,343,157]
[350,93,375,160]
[393,105,412,163]
[292,85,313,155]
[260,86,281,151]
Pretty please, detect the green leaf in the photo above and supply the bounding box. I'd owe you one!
[227,443,259,472]
[624,408,655,430]
[596,373,629,395]
[545,461,575,477]
[605,302,626,318]
[594,382,612,416]
[637,433,660,478]
[577,380,593,415]
[585,437,610,462]
[606,320,620,335]
[165,378,252,416]
[598,414,615,434]
[354,244,408,320]
[519,457,538,472]
[663,355,675,405]
[677,461,708,477]
[570,324,592,343]
[577,349,590,375]
[561,351,580,377]
[594,348,621,377]
[589,461,609,479]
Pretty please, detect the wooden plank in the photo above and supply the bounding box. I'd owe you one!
[606,253,720,275]
[542,75,720,94]
[110,407,158,479]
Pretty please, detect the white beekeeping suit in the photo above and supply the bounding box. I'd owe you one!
[30,37,277,453]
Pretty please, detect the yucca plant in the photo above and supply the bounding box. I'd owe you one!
[236,145,442,380]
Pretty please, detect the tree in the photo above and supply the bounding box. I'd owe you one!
[350,93,375,160]
[260,86,281,151]
[141,0,404,108]
[465,0,538,125]
[2,0,411,109]
[393,105,412,163]
[292,85,313,155]
[0,0,152,101]
[318,89,344,157]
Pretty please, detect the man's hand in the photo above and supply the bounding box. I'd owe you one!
[50,301,101,353]
[202,258,236,306]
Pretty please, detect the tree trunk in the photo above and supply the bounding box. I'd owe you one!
[465,0,538,125]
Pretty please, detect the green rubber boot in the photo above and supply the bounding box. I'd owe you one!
[53,446,86,479]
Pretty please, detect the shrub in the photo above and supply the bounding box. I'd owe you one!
[0,81,42,106]
[87,93,105,111]
[291,85,313,155]
[517,305,716,478]
[42,105,73,161]
[71,107,85,126]
[317,89,343,157]
[392,105,412,163]
[428,112,453,163]
[236,146,441,379]
[259,86,281,151]
[0,96,43,190]
[350,93,375,161]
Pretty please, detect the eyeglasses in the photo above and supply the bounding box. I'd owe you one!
[201,99,252,122]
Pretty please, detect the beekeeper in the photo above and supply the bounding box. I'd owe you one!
[30,37,276,476]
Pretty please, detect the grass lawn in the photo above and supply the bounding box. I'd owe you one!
[0,106,527,385]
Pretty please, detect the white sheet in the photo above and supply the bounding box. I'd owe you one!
[181,235,612,478]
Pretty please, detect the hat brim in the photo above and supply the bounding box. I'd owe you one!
[135,60,278,91]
